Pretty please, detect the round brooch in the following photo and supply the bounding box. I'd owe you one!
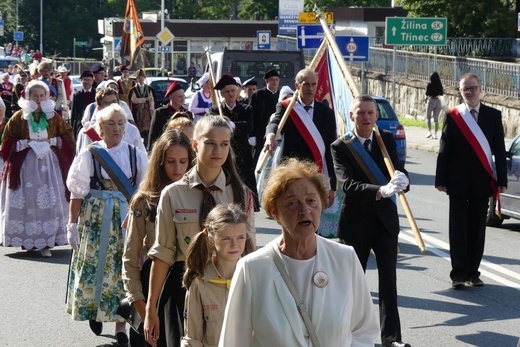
[312,271,329,288]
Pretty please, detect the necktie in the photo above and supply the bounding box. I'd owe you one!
[364,139,371,152]
[470,109,478,122]
[304,105,312,112]
[194,184,221,228]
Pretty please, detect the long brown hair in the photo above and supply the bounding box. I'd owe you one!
[129,129,195,220]
[182,203,254,289]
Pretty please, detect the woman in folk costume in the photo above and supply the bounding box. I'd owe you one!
[65,103,148,346]
[0,80,75,257]
[129,68,155,146]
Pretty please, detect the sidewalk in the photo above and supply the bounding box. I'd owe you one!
[404,126,440,153]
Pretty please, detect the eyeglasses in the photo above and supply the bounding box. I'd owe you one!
[460,86,479,93]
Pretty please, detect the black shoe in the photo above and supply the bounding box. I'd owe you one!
[89,319,103,336]
[384,341,411,347]
[465,277,484,287]
[452,279,465,289]
[116,332,129,346]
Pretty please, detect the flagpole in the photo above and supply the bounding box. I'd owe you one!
[314,7,426,254]
[204,47,224,118]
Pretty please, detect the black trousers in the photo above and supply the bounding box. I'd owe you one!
[448,195,489,281]
[341,217,402,345]
[129,260,184,347]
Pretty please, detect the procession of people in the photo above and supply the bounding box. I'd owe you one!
[0,40,509,347]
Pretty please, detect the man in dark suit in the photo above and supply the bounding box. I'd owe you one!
[70,70,95,137]
[250,69,280,165]
[265,68,337,207]
[435,73,507,289]
[331,95,410,347]
[208,74,259,210]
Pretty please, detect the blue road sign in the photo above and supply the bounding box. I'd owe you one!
[0,20,4,36]
[297,25,324,49]
[157,45,172,53]
[13,31,24,41]
[114,38,121,51]
[257,30,271,50]
[336,36,370,62]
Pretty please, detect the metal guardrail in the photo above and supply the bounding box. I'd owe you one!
[277,36,520,98]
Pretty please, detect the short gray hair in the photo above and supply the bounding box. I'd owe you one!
[295,68,318,85]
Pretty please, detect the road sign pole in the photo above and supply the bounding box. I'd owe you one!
[392,46,396,110]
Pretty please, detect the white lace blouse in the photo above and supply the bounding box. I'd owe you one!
[66,140,148,199]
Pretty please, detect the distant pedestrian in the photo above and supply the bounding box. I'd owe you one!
[425,72,443,140]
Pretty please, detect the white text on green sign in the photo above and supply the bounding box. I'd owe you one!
[385,17,447,46]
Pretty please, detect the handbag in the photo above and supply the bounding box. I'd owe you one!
[117,298,144,334]
[267,243,321,347]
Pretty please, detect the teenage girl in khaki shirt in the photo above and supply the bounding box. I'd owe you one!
[122,129,195,347]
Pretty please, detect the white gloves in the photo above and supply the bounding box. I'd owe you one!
[380,170,409,198]
[67,223,80,251]
[227,120,236,131]
[248,136,257,146]
[390,170,409,190]
[28,140,51,159]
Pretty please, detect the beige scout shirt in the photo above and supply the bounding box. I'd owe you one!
[181,262,229,347]
[122,198,156,303]
[148,168,255,265]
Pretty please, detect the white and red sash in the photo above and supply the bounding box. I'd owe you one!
[449,104,500,206]
[283,99,330,189]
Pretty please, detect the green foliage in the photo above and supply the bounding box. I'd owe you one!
[402,0,517,38]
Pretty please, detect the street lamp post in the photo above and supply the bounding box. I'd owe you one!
[161,0,165,70]
[40,0,43,54]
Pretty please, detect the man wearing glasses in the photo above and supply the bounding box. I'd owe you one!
[435,73,507,289]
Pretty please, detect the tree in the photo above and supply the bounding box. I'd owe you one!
[402,0,517,37]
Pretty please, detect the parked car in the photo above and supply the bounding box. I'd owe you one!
[146,76,189,109]
[374,96,407,167]
[69,75,82,93]
[487,134,520,226]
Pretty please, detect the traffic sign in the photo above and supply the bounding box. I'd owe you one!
[297,24,324,49]
[0,20,4,36]
[257,30,271,50]
[385,17,447,46]
[157,45,172,53]
[298,12,333,24]
[156,27,174,45]
[114,38,121,51]
[336,36,369,62]
[75,41,88,46]
[13,31,24,42]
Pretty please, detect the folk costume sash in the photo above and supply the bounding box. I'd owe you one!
[84,127,102,142]
[342,132,396,204]
[284,99,330,189]
[88,142,136,201]
[448,105,500,210]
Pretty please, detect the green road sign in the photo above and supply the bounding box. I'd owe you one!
[385,17,447,46]
[75,41,88,46]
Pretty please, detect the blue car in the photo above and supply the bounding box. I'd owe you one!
[374,96,407,167]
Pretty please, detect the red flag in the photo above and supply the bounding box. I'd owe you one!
[314,47,334,111]
[121,0,144,65]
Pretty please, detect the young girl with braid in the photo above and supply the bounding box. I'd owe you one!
[180,204,254,347]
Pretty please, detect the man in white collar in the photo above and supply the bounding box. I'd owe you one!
[71,70,95,136]
[250,69,280,165]
[435,73,507,289]
[330,95,411,347]
[265,68,337,208]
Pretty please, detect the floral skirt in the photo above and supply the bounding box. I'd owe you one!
[66,190,127,322]
[0,150,68,250]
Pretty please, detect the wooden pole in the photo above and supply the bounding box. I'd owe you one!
[204,47,224,117]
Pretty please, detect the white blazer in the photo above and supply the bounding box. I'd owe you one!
[219,236,379,347]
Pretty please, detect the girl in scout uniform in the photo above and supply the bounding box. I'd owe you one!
[122,129,196,347]
[144,116,255,347]
[180,204,254,347]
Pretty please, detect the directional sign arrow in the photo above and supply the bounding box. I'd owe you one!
[392,26,397,36]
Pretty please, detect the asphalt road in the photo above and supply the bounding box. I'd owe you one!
[1,148,520,346]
